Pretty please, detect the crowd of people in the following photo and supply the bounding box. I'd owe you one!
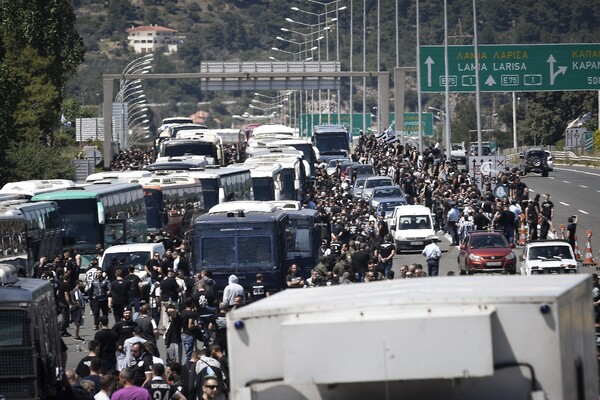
[44,129,592,398]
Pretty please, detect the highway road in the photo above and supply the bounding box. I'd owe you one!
[391,164,600,276]
[65,163,600,371]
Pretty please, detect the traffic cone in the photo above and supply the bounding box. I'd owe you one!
[518,222,527,246]
[573,235,582,262]
[582,230,597,267]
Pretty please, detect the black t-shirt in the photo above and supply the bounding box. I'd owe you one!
[352,250,370,273]
[251,282,268,301]
[378,242,395,259]
[144,379,175,399]
[160,277,179,302]
[165,313,183,346]
[180,308,198,335]
[124,273,142,298]
[57,279,70,305]
[75,355,94,378]
[540,200,554,218]
[132,352,153,387]
[94,328,118,360]
[110,279,131,306]
[113,319,137,347]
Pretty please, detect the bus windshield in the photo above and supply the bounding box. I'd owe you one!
[199,178,218,210]
[315,134,349,152]
[252,177,275,201]
[143,188,163,232]
[164,142,217,159]
[56,199,99,251]
[280,169,295,200]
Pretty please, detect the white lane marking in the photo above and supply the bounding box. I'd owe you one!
[548,177,555,179]
[556,167,600,178]
[563,180,571,184]
[579,210,589,215]
[580,185,588,188]
[560,201,570,206]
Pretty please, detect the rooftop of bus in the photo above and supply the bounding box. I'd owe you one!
[30,182,143,200]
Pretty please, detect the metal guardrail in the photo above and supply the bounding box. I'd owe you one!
[502,148,600,165]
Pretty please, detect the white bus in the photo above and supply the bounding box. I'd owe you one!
[0,179,75,199]
[85,170,152,183]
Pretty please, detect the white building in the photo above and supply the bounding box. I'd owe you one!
[126,25,184,54]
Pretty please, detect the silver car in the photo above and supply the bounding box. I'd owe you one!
[369,186,407,207]
[374,198,409,218]
[361,176,394,200]
[350,176,368,199]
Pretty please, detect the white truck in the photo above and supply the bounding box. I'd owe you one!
[226,275,598,400]
[387,204,438,252]
[450,141,467,165]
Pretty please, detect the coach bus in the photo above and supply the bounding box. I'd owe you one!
[191,203,289,292]
[311,124,351,163]
[249,150,307,201]
[165,166,253,210]
[242,160,284,201]
[0,200,62,277]
[31,182,147,265]
[132,176,204,237]
[0,179,75,199]
[85,170,151,183]
[0,264,64,399]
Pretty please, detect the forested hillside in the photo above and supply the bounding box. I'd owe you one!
[67,0,600,148]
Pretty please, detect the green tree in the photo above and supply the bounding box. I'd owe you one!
[0,0,84,185]
[4,140,75,183]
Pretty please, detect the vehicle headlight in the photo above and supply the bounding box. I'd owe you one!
[469,253,483,262]
[505,252,515,260]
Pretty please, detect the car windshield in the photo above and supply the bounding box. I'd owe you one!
[470,235,508,249]
[365,179,392,188]
[398,216,431,230]
[373,188,402,197]
[529,245,572,260]
[378,200,406,211]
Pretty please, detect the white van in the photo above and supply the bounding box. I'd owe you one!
[387,205,438,252]
[100,243,166,280]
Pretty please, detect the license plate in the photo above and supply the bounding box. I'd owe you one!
[486,262,502,267]
[410,241,424,246]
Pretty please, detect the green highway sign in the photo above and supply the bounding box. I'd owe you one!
[420,43,600,92]
[390,112,434,136]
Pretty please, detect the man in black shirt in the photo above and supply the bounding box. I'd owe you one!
[144,363,185,400]
[113,308,138,370]
[540,193,554,221]
[160,269,182,329]
[109,269,130,323]
[165,304,184,364]
[130,341,153,387]
[352,243,371,282]
[124,265,142,320]
[94,316,118,373]
[57,271,72,337]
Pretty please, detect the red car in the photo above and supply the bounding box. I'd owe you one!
[457,231,516,274]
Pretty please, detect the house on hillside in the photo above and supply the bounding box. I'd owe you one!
[126,25,185,54]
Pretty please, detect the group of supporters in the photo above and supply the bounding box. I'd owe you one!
[34,243,230,399]
[44,128,584,399]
